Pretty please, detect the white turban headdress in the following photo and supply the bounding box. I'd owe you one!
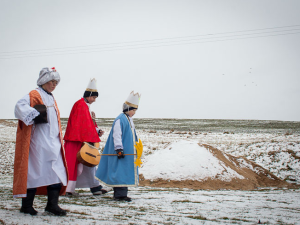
[37,67,60,86]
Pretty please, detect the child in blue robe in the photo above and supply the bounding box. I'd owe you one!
[95,91,141,202]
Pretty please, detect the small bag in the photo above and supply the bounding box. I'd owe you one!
[33,104,48,124]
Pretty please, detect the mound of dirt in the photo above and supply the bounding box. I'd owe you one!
[139,144,297,190]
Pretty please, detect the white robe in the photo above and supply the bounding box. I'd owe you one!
[14,87,67,188]
[73,163,100,189]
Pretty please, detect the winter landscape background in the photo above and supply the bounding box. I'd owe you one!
[0,118,300,224]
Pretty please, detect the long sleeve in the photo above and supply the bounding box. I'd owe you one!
[14,94,39,126]
[113,119,123,150]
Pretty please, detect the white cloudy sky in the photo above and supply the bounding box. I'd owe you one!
[1,0,300,121]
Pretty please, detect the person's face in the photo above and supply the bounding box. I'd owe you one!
[42,80,58,93]
[127,109,137,117]
[86,96,98,104]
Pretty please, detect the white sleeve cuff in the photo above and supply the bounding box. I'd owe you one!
[15,94,40,126]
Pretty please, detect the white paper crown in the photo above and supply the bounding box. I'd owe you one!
[86,78,97,92]
[125,91,141,108]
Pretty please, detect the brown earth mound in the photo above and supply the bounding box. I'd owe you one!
[139,144,298,190]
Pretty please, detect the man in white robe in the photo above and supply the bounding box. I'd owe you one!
[14,67,68,216]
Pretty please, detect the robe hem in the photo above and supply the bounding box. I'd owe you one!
[13,194,27,198]
[66,180,77,193]
[94,176,138,187]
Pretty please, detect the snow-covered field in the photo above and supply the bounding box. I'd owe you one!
[0,118,300,224]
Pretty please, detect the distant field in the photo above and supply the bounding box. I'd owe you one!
[60,118,300,133]
[4,118,300,133]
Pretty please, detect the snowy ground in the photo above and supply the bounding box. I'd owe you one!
[0,119,300,224]
[1,183,300,225]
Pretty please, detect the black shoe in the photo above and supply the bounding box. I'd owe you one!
[93,189,108,195]
[114,196,132,202]
[45,185,67,216]
[101,189,108,194]
[20,206,38,215]
[20,189,38,215]
[45,204,67,216]
[65,192,79,197]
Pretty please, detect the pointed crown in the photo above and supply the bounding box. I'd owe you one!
[125,91,141,108]
[86,78,97,92]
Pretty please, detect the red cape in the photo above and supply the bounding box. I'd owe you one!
[64,98,100,143]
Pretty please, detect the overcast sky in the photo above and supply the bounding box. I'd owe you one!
[1,0,300,121]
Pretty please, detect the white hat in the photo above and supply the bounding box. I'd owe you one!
[125,91,141,108]
[83,78,98,97]
[37,67,60,86]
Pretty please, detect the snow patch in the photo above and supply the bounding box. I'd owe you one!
[140,140,244,181]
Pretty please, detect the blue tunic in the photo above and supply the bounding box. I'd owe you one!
[95,113,139,187]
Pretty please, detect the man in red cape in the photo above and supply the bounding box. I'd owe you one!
[64,78,108,196]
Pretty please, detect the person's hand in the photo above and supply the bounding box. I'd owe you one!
[98,129,104,137]
[116,149,125,159]
[91,111,96,121]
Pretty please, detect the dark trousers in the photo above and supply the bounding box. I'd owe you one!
[113,187,128,198]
